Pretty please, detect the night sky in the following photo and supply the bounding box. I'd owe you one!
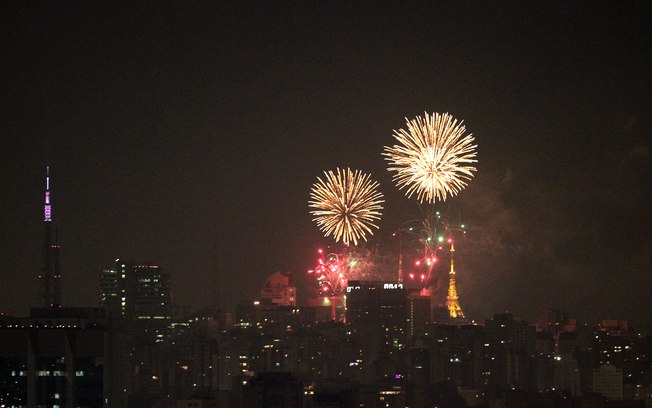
[2,2,650,324]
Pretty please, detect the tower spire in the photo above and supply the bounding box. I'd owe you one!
[44,166,52,222]
[39,166,61,307]
[446,241,465,319]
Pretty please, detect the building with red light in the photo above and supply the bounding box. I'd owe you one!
[260,271,296,307]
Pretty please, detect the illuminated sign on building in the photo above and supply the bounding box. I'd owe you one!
[346,282,404,292]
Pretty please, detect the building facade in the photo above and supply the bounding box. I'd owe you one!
[260,271,296,307]
[100,259,171,321]
[0,308,108,408]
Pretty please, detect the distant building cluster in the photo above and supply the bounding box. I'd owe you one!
[2,271,652,407]
[1,168,651,407]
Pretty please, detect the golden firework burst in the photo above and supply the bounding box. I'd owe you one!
[383,112,477,203]
[309,168,384,246]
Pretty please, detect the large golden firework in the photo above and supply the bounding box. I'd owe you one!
[383,112,477,203]
[309,168,384,246]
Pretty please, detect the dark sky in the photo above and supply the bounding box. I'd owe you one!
[1,2,650,325]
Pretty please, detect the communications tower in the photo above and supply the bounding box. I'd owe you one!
[445,242,465,319]
[39,166,61,307]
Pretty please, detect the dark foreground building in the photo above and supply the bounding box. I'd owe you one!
[0,307,109,408]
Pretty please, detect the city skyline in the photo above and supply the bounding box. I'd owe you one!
[1,3,650,324]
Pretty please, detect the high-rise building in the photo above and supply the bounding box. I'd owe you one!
[260,271,296,306]
[346,281,407,330]
[99,259,171,321]
[38,166,61,307]
[346,281,408,383]
[407,294,430,337]
[99,261,173,406]
[484,313,536,390]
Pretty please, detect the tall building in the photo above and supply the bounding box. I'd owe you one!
[407,294,431,337]
[260,271,296,306]
[346,281,408,383]
[99,260,173,406]
[99,259,171,321]
[484,313,536,390]
[346,281,407,330]
[38,166,61,307]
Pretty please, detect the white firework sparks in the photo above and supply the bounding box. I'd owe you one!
[309,168,384,246]
[383,112,477,203]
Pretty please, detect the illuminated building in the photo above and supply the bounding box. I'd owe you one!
[99,261,173,406]
[38,166,61,307]
[260,271,296,306]
[217,326,262,392]
[345,281,407,329]
[407,294,430,337]
[160,318,220,402]
[445,242,464,319]
[427,323,485,387]
[346,281,408,383]
[99,259,171,321]
[0,308,108,407]
[484,313,536,390]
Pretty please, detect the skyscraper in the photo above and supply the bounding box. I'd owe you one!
[99,259,171,321]
[38,166,61,307]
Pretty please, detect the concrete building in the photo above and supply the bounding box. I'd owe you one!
[260,271,296,307]
[100,259,172,322]
[0,308,110,408]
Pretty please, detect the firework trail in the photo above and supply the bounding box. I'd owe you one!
[397,209,469,295]
[307,250,348,296]
[383,112,477,203]
[309,168,384,246]
[307,246,386,297]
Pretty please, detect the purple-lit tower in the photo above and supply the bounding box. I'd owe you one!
[39,166,61,307]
